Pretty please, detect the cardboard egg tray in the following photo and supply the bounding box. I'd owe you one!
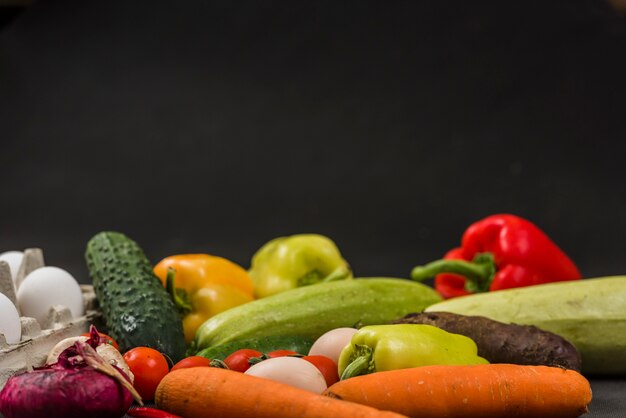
[0,248,102,390]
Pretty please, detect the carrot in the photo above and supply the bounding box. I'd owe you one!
[155,367,408,418]
[323,364,592,418]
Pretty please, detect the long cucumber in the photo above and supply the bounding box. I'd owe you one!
[425,276,626,375]
[85,232,187,362]
[192,277,442,352]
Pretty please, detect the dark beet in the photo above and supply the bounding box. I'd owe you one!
[392,311,582,371]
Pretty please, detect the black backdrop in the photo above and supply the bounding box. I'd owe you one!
[1,0,625,285]
[1,2,626,417]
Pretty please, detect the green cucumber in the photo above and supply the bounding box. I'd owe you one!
[425,276,626,375]
[85,231,186,362]
[195,335,315,360]
[192,277,442,352]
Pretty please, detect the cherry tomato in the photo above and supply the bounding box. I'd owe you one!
[302,355,340,386]
[80,331,119,350]
[123,347,170,401]
[171,356,213,372]
[224,349,263,372]
[267,349,299,358]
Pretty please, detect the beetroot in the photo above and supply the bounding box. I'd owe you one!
[0,340,136,418]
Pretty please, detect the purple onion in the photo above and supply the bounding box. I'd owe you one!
[0,338,135,418]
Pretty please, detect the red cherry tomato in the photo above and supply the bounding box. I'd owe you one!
[267,349,299,358]
[171,356,212,372]
[224,349,263,372]
[80,331,119,350]
[123,347,170,401]
[302,355,340,386]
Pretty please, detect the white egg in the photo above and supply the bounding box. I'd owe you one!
[0,292,22,344]
[17,266,84,325]
[245,356,328,394]
[0,251,24,283]
[308,327,358,364]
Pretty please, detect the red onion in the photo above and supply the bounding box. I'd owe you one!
[0,339,140,418]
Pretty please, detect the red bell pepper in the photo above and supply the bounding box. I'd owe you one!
[411,214,582,299]
[127,407,182,418]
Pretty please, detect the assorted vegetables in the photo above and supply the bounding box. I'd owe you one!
[425,275,626,374]
[196,334,315,361]
[393,311,582,371]
[191,277,442,351]
[2,216,622,417]
[155,367,407,418]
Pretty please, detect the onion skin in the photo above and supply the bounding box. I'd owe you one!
[0,367,133,418]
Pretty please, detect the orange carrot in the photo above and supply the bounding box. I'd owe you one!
[323,364,592,418]
[155,367,408,418]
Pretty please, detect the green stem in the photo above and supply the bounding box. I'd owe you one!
[322,266,352,282]
[209,359,229,369]
[297,266,351,287]
[340,345,374,380]
[165,267,193,315]
[410,252,496,293]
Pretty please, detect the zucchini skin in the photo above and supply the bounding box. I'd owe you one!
[425,276,626,375]
[192,277,442,352]
[195,335,315,360]
[85,231,186,362]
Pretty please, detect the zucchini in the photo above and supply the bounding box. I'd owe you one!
[192,277,442,352]
[85,231,186,362]
[425,276,626,375]
[195,335,315,360]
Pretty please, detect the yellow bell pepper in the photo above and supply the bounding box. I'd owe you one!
[153,254,255,343]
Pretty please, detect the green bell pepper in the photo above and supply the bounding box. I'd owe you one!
[338,324,488,379]
[249,233,352,298]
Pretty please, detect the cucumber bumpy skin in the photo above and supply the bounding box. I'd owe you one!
[85,231,186,362]
[425,276,626,375]
[192,277,442,353]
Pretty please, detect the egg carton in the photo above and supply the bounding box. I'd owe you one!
[0,248,103,390]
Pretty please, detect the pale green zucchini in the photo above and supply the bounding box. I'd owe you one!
[192,277,442,353]
[425,276,626,375]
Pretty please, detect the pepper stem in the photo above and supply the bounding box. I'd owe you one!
[410,252,496,293]
[165,267,193,315]
[322,266,352,282]
[340,344,374,380]
[297,266,351,287]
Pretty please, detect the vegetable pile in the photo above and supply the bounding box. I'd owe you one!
[1,214,624,417]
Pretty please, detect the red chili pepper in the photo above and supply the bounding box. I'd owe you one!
[411,214,582,299]
[127,407,182,418]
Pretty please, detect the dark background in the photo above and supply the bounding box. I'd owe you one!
[0,0,624,285]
